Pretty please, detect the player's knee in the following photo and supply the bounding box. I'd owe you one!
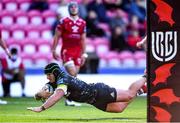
[115,108,125,113]
[69,71,77,76]
[107,107,125,113]
[126,92,134,101]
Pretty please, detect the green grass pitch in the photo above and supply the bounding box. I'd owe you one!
[0,97,146,123]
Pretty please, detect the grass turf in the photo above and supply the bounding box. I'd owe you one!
[0,97,146,123]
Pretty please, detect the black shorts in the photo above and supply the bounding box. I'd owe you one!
[92,83,117,111]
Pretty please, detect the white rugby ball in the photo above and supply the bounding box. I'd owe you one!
[42,84,54,93]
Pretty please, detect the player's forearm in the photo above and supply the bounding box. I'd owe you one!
[142,36,147,51]
[81,33,86,54]
[52,29,61,51]
[52,37,59,51]
[41,89,64,110]
[0,39,7,50]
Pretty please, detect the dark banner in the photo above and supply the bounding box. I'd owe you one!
[148,0,180,122]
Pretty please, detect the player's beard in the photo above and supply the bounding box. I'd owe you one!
[70,12,78,16]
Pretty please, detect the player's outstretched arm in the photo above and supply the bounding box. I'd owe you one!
[0,39,12,58]
[27,89,65,113]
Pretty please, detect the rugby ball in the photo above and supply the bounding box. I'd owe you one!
[42,84,54,94]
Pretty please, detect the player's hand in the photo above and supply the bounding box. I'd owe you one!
[52,51,60,60]
[34,90,52,101]
[81,53,88,66]
[136,36,147,50]
[27,107,43,113]
[81,57,86,66]
[136,41,143,48]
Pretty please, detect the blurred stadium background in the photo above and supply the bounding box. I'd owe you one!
[0,0,146,96]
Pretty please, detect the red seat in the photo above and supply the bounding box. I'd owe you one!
[48,0,60,11]
[21,38,37,55]
[17,0,31,11]
[36,39,52,54]
[119,51,136,68]
[0,3,3,11]
[42,10,56,25]
[2,0,18,11]
[25,25,41,39]
[28,10,43,25]
[0,24,10,40]
[134,51,146,68]
[6,38,22,52]
[106,51,122,68]
[86,40,95,53]
[39,24,53,40]
[21,53,34,68]
[10,24,26,40]
[15,10,29,25]
[34,53,52,68]
[0,10,14,25]
[98,53,108,68]
[94,38,109,55]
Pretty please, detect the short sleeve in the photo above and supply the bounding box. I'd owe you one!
[56,78,67,95]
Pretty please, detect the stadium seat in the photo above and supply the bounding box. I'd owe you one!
[0,3,3,11]
[21,53,34,68]
[0,24,10,40]
[106,10,116,18]
[15,10,29,25]
[119,51,136,68]
[2,0,18,11]
[28,10,43,25]
[36,39,52,54]
[40,24,53,40]
[17,0,31,11]
[42,10,57,25]
[0,10,14,26]
[98,23,110,32]
[134,51,146,68]
[106,51,122,68]
[48,0,60,11]
[98,53,108,68]
[6,38,22,52]
[21,39,37,55]
[86,39,95,53]
[34,53,52,68]
[94,38,109,56]
[10,24,26,40]
[25,25,41,39]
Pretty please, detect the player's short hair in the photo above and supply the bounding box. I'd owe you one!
[68,1,79,14]
[10,47,18,55]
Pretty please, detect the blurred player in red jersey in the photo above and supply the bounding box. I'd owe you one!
[51,1,87,106]
[0,30,11,104]
[0,47,26,97]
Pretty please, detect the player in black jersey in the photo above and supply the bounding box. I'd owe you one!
[27,63,146,113]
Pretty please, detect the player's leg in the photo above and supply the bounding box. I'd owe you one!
[2,79,11,97]
[64,61,78,76]
[17,70,26,96]
[106,101,130,113]
[105,77,146,113]
[64,60,81,106]
[116,77,146,102]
